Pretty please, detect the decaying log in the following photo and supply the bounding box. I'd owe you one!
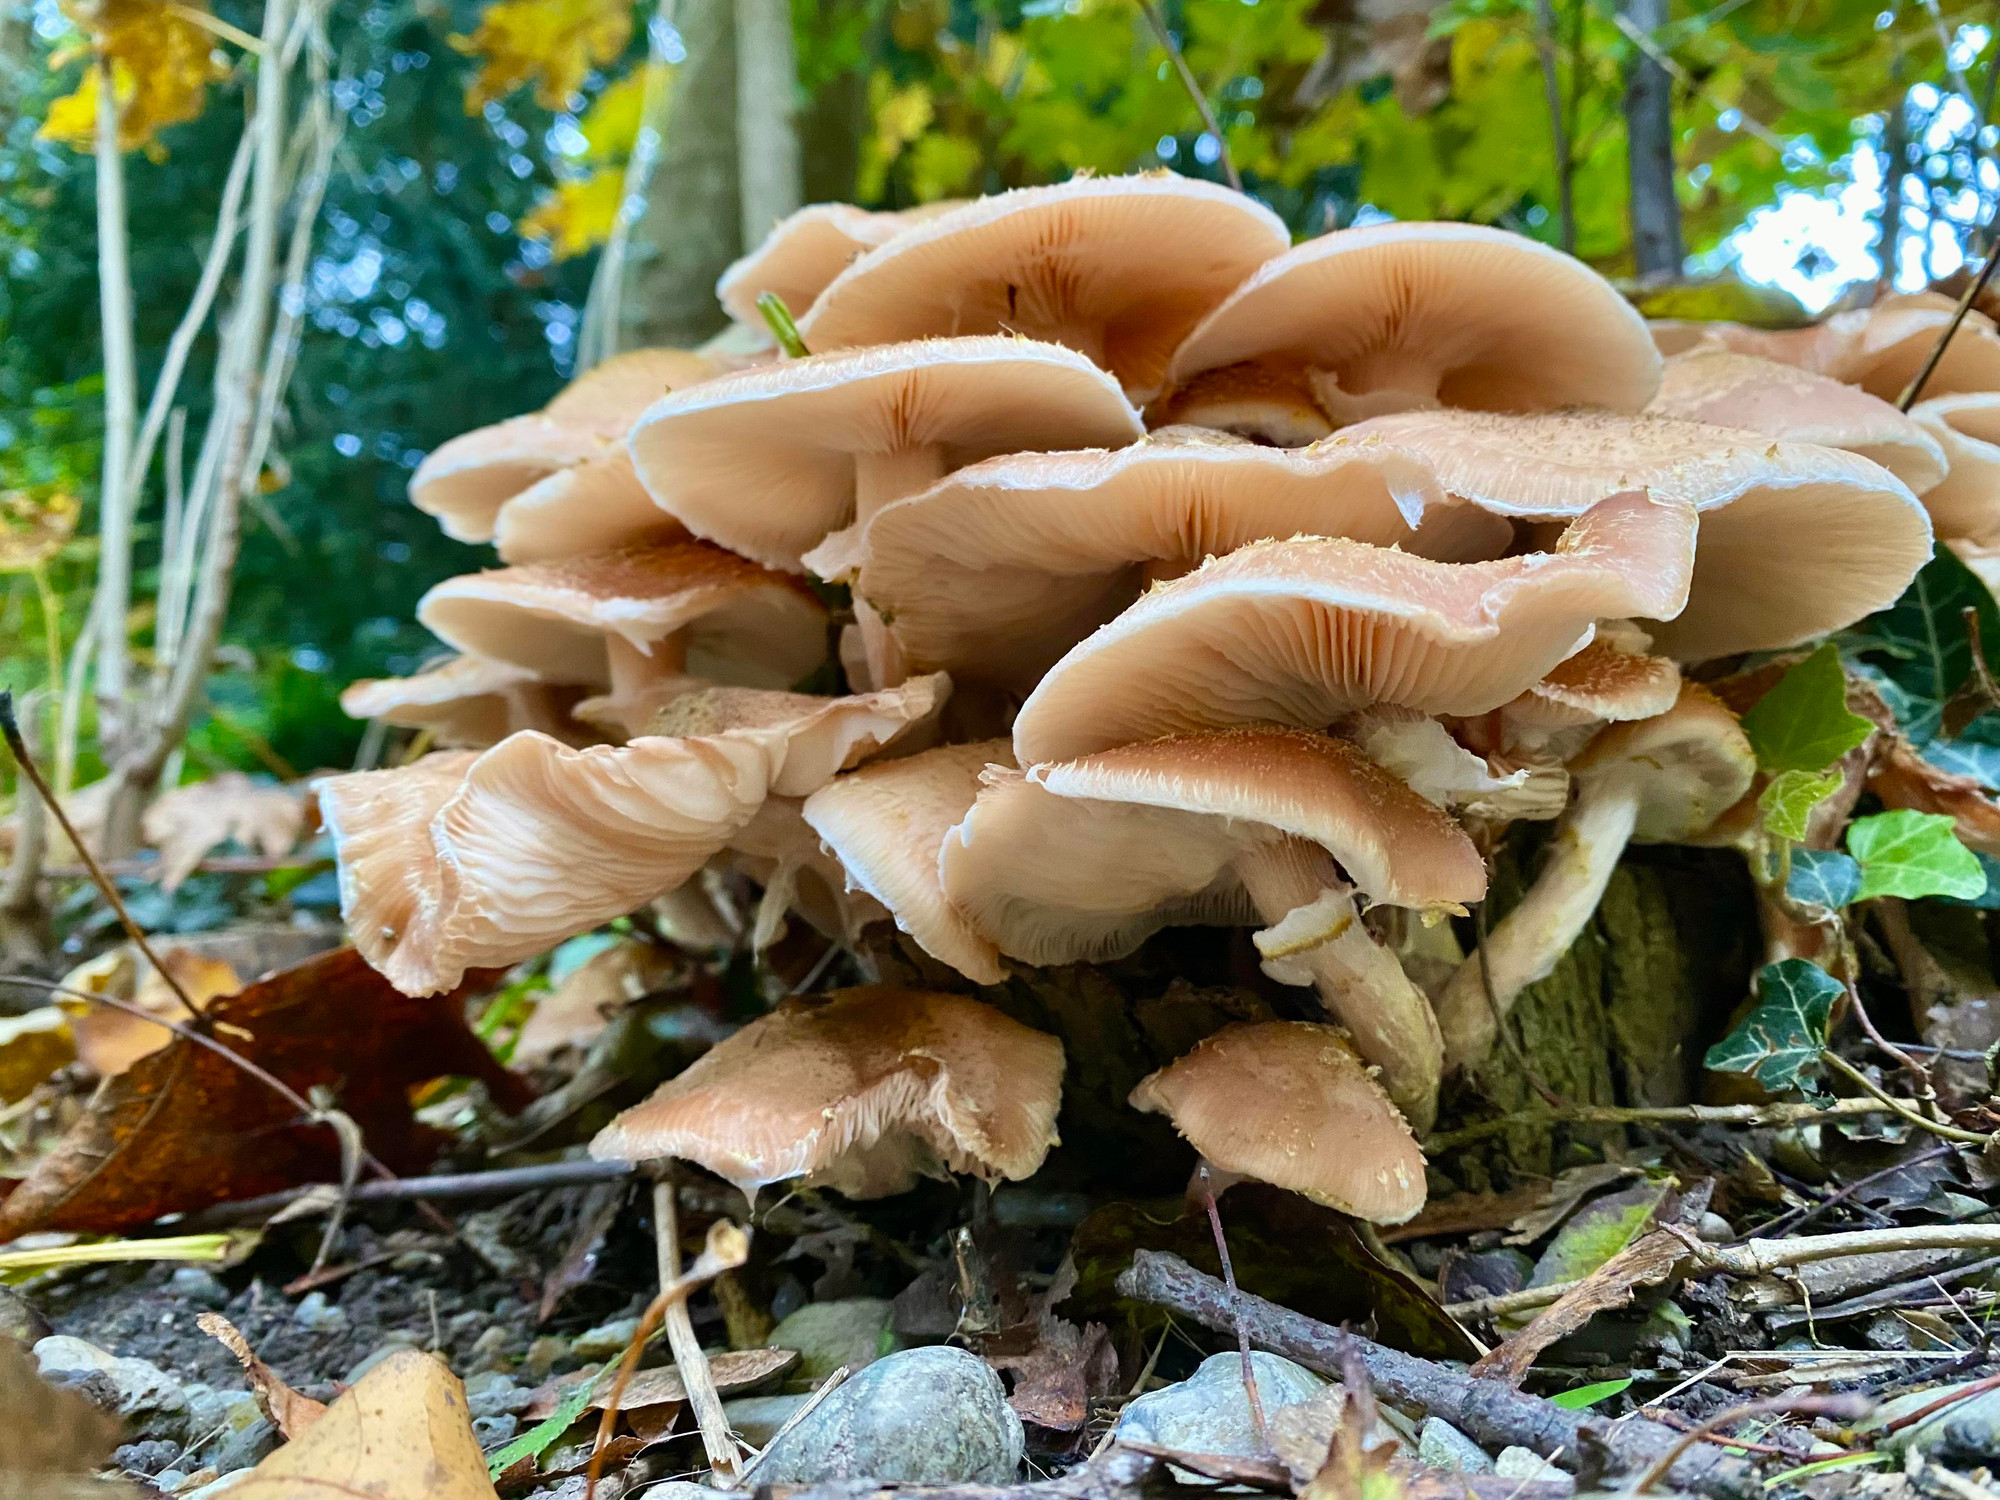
[1116,1250,1758,1499]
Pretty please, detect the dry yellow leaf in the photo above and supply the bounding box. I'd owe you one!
[233,1349,500,1500]
[452,0,632,113]
[39,0,230,154]
[142,771,309,892]
[518,169,625,260]
[61,944,242,1077]
[0,490,80,572]
[0,1007,75,1104]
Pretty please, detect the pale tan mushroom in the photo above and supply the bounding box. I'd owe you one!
[1158,221,1661,433]
[855,427,1514,696]
[796,173,1291,400]
[1912,392,2000,544]
[1010,490,1697,766]
[1434,683,1755,1071]
[492,449,690,565]
[339,653,588,750]
[715,201,961,326]
[803,741,1014,985]
[410,349,717,543]
[1334,408,1933,661]
[590,986,1064,1202]
[943,728,1487,1131]
[1648,346,1947,494]
[1130,1021,1426,1223]
[417,541,827,705]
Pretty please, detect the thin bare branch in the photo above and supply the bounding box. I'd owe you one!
[1532,0,1576,253]
[91,53,138,758]
[1900,225,2000,409]
[1135,0,1242,192]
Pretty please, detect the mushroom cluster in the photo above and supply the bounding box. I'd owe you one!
[327,172,1947,1224]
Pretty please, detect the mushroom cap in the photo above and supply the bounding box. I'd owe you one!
[1163,221,1661,419]
[1571,681,1756,841]
[588,674,953,795]
[628,336,1146,572]
[589,985,1064,1199]
[493,448,690,564]
[724,795,891,950]
[856,427,1516,694]
[1128,1021,1425,1223]
[1147,359,1336,446]
[1648,347,1947,494]
[802,740,1015,984]
[314,752,480,997]
[796,173,1291,400]
[1912,392,2000,544]
[1674,295,2000,402]
[715,203,956,326]
[1011,490,1695,765]
[409,416,611,544]
[340,654,562,749]
[542,347,721,435]
[941,728,1486,968]
[1500,641,1683,736]
[1334,408,1934,662]
[417,541,827,690]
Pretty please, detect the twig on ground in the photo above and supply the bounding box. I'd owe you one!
[1117,1250,1757,1498]
[1134,0,1242,192]
[1881,1370,2000,1435]
[1751,1142,1956,1240]
[738,1364,851,1481]
[1628,1393,1872,1494]
[651,1167,741,1482]
[1820,1052,1994,1145]
[1425,1094,1897,1150]
[185,1157,639,1224]
[1197,1164,1267,1447]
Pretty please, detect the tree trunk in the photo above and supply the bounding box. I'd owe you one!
[1621,0,1683,280]
[733,0,802,249]
[1878,72,1908,292]
[623,0,741,349]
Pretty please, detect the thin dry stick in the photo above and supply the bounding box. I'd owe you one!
[653,1169,742,1482]
[0,691,201,1023]
[1900,227,2000,410]
[1425,1093,1904,1150]
[1531,0,1576,254]
[91,51,139,754]
[1198,1164,1268,1448]
[1820,1051,1993,1146]
[1135,0,1242,192]
[1629,1393,1872,1494]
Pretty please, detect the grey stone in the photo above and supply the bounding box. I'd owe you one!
[1117,1351,1327,1459]
[725,1392,811,1446]
[196,1391,278,1473]
[523,1335,571,1377]
[35,1334,190,1443]
[1875,1381,2000,1462]
[154,1473,188,1492]
[169,1267,230,1309]
[469,1325,514,1371]
[113,1437,183,1475]
[465,1370,534,1418]
[764,1298,899,1389]
[292,1291,347,1333]
[474,1412,521,1448]
[752,1345,1021,1485]
[0,1283,50,1345]
[1496,1447,1573,1490]
[572,1316,642,1362]
[345,1334,423,1384]
[180,1383,228,1445]
[184,1472,255,1500]
[1418,1418,1494,1474]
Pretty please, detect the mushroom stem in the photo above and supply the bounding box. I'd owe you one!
[1230,836,1443,1134]
[605,632,689,699]
[1434,772,1643,1073]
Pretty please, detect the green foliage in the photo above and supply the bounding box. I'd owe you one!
[1758,769,1844,842]
[1847,548,2000,787]
[1742,643,1873,774]
[1845,810,1989,902]
[1550,1377,1634,1410]
[1705,958,1841,1092]
[1786,849,1862,910]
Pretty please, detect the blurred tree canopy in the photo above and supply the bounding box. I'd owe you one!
[1,0,1993,775]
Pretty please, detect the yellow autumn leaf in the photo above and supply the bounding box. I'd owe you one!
[576,63,669,162]
[0,489,80,572]
[38,0,230,154]
[519,169,625,259]
[452,0,633,113]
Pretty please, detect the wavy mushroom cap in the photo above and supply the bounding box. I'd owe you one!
[492,448,691,565]
[1572,681,1756,842]
[1500,640,1683,740]
[339,653,586,749]
[1335,408,1933,662]
[543,347,721,434]
[796,174,1291,400]
[590,986,1064,1200]
[1912,392,2000,544]
[628,337,1145,573]
[856,428,1515,694]
[1162,221,1661,425]
[1011,491,1695,765]
[417,541,827,690]
[1673,295,2000,402]
[1648,347,1946,494]
[803,741,1015,984]
[409,416,611,544]
[314,752,480,997]
[715,202,960,326]
[580,675,952,795]
[942,728,1485,968]
[1129,1021,1426,1223]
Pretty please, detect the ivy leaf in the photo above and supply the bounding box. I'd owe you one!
[1946,852,2000,910]
[1845,549,2000,746]
[1787,849,1862,910]
[1740,643,1873,773]
[1703,958,1841,1092]
[1759,769,1844,842]
[1846,810,1989,902]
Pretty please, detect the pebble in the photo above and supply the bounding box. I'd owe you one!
[724,1392,812,1446]
[1496,1447,1573,1491]
[113,1437,183,1475]
[1117,1351,1327,1459]
[35,1334,190,1443]
[474,1412,521,1448]
[168,1267,230,1310]
[523,1335,572,1377]
[154,1472,188,1491]
[0,1283,51,1345]
[469,1324,514,1371]
[764,1298,900,1389]
[344,1334,423,1385]
[292,1291,348,1333]
[465,1370,534,1418]
[1874,1381,2000,1462]
[197,1391,279,1473]
[1418,1417,1495,1474]
[752,1345,1022,1485]
[571,1317,643,1362]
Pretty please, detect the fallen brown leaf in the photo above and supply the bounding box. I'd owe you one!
[232,1348,498,1500]
[1869,735,2000,855]
[990,1316,1118,1431]
[522,1347,798,1420]
[0,1007,74,1103]
[1469,1228,1686,1384]
[0,1334,120,1481]
[198,1311,328,1439]
[143,771,311,892]
[0,946,531,1237]
[63,943,243,1076]
[511,936,681,1069]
